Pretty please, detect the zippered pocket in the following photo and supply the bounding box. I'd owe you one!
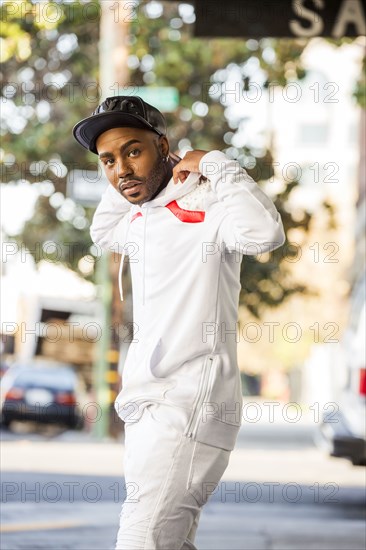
[184,353,242,451]
[184,355,214,439]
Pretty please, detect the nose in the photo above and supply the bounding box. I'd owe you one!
[116,157,133,180]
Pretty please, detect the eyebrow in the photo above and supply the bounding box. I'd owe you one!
[99,139,142,159]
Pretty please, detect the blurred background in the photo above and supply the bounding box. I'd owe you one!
[1,1,365,549]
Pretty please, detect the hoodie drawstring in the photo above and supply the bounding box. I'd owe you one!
[118,211,133,302]
[142,207,148,306]
[118,247,126,302]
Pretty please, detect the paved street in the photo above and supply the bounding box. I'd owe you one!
[1,403,365,549]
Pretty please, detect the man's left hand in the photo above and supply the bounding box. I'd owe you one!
[172,150,208,184]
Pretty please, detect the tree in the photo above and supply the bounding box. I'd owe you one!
[1,0,101,276]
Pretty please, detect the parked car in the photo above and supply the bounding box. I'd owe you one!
[0,360,10,379]
[318,275,366,466]
[0,362,84,430]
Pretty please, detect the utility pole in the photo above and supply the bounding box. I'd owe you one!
[93,1,131,439]
[99,0,131,95]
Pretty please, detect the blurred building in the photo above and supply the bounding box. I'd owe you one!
[236,39,364,400]
[0,238,99,388]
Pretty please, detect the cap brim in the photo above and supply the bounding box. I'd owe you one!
[72,111,160,154]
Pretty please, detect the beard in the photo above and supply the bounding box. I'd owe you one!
[135,154,171,205]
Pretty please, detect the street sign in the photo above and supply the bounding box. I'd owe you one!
[122,86,179,112]
[165,0,366,38]
[67,169,108,207]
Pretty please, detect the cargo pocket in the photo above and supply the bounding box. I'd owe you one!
[186,439,230,507]
[184,354,242,451]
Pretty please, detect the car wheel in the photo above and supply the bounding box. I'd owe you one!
[68,416,84,431]
[352,458,366,466]
[1,416,11,429]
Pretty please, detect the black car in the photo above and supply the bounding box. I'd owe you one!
[1,363,84,429]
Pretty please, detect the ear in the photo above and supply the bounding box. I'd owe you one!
[159,136,170,158]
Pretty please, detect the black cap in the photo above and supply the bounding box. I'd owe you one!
[72,96,167,154]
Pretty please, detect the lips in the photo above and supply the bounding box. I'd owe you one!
[119,180,143,193]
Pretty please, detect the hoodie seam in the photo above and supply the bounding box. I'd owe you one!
[211,248,222,355]
[118,211,133,302]
[142,207,148,306]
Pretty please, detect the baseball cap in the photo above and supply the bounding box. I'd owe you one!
[72,95,167,154]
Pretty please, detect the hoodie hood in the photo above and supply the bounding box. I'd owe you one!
[130,171,203,212]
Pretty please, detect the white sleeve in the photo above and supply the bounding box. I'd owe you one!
[90,184,132,251]
[200,151,286,255]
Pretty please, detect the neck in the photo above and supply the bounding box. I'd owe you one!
[150,165,173,201]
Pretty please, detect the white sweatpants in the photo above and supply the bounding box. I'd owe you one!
[115,403,231,550]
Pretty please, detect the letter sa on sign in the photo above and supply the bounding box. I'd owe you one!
[289,0,366,38]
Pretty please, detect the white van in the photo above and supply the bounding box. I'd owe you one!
[319,273,366,466]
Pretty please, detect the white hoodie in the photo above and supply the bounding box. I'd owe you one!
[91,150,285,451]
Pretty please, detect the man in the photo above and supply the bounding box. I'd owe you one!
[73,96,285,550]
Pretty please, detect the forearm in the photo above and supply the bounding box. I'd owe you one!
[200,151,285,254]
[90,184,131,250]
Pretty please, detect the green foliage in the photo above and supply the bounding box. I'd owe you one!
[354,54,366,108]
[1,1,101,279]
